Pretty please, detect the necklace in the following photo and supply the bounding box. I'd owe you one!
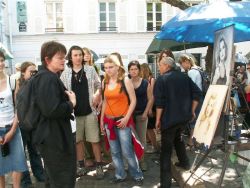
[74,68,84,83]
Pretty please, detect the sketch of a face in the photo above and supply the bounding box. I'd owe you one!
[219,39,226,62]
[204,94,216,118]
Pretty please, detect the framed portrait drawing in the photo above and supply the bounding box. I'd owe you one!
[193,85,228,148]
[211,25,234,86]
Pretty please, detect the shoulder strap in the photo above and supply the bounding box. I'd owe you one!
[121,79,130,105]
[8,76,16,106]
[9,76,16,91]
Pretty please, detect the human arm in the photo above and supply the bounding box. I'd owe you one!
[100,80,106,134]
[155,108,163,131]
[148,77,155,116]
[2,114,19,144]
[92,68,102,108]
[141,81,154,120]
[36,74,74,119]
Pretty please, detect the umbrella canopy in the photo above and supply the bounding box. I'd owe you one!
[156,1,250,43]
[146,38,209,54]
[0,42,13,60]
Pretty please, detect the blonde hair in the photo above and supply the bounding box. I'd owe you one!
[82,47,94,66]
[103,55,125,83]
[178,54,197,67]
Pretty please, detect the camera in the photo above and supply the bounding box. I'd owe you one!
[1,143,10,157]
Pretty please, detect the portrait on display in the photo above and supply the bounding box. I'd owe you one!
[211,25,234,86]
[193,85,228,148]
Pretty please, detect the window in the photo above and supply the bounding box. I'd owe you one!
[45,1,63,32]
[147,2,162,31]
[99,2,117,32]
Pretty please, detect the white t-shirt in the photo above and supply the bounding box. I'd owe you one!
[0,76,15,127]
[188,67,202,91]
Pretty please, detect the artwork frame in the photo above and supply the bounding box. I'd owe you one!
[193,85,229,148]
[211,25,234,86]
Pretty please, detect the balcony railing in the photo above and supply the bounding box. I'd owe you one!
[45,28,64,33]
[99,27,117,32]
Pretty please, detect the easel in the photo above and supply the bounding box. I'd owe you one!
[184,28,250,187]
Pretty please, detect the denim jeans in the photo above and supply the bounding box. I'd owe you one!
[20,129,45,186]
[105,125,143,180]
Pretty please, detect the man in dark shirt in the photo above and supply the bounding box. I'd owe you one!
[154,57,202,188]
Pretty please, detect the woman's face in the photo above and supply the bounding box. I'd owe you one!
[181,59,191,71]
[83,51,91,63]
[71,49,83,66]
[23,65,36,80]
[0,56,5,73]
[104,62,118,77]
[46,52,66,73]
[129,65,140,78]
[219,39,226,62]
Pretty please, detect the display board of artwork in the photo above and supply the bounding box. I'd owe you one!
[193,85,228,148]
[211,25,234,86]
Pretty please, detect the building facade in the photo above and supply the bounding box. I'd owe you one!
[2,0,205,71]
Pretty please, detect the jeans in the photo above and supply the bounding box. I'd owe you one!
[105,125,143,180]
[160,123,189,188]
[20,129,45,186]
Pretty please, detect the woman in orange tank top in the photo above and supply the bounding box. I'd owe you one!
[100,54,144,185]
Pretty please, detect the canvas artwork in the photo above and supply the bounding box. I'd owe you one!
[211,25,234,86]
[193,85,228,148]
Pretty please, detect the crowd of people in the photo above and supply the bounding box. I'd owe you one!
[0,40,211,188]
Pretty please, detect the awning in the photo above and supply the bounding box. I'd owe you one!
[146,38,209,54]
[0,42,14,59]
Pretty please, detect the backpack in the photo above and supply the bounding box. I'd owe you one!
[192,67,210,97]
[16,72,43,131]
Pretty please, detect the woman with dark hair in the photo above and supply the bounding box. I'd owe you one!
[212,36,228,85]
[61,45,104,179]
[128,60,153,171]
[15,62,45,187]
[100,54,143,185]
[33,41,77,187]
[0,51,27,188]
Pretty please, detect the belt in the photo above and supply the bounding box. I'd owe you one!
[0,124,11,128]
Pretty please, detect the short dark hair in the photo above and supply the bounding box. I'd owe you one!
[66,45,85,68]
[159,49,175,62]
[40,41,66,67]
[0,51,5,60]
[128,60,141,71]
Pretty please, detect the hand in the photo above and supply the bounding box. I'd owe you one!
[148,109,153,117]
[100,121,105,135]
[116,117,129,129]
[2,130,15,145]
[65,90,76,107]
[92,93,101,107]
[190,112,196,123]
[155,120,161,133]
[141,112,147,121]
[0,137,4,145]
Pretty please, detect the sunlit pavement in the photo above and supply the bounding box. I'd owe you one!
[5,148,247,188]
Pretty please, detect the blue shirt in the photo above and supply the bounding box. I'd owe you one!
[154,70,202,129]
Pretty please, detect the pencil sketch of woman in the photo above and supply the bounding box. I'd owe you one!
[212,36,228,85]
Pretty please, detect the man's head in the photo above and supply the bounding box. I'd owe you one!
[158,57,176,75]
